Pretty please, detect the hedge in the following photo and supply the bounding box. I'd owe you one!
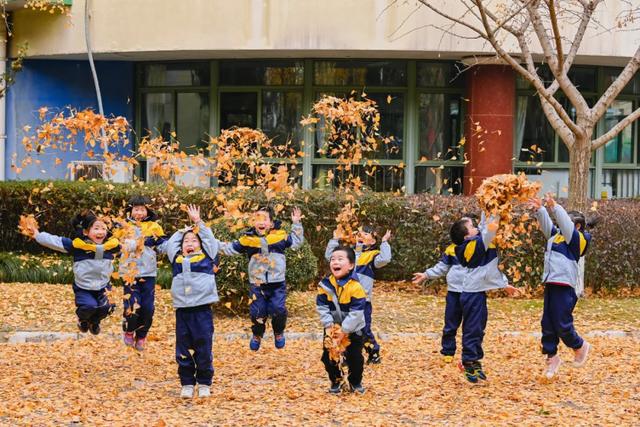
[1,180,639,293]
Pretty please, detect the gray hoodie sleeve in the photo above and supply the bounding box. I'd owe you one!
[196,221,219,259]
[425,261,451,279]
[374,241,392,269]
[316,286,335,328]
[166,229,186,263]
[535,206,554,239]
[35,232,70,254]
[288,223,304,250]
[553,204,576,244]
[481,214,498,249]
[324,238,340,262]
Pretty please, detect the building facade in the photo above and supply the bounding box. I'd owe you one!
[4,0,640,198]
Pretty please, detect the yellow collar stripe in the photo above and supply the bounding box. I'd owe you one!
[176,253,206,264]
[238,229,288,248]
[140,221,165,238]
[464,239,477,263]
[445,244,456,257]
[579,233,587,256]
[356,250,379,266]
[326,276,367,302]
[72,237,119,252]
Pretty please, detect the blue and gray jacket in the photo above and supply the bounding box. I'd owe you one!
[535,205,591,289]
[35,232,120,291]
[166,221,220,308]
[454,214,508,292]
[118,219,168,278]
[324,239,391,302]
[423,243,466,293]
[220,221,304,285]
[316,272,367,334]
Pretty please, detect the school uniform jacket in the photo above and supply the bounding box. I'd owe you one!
[454,214,508,293]
[166,221,220,308]
[535,205,591,289]
[324,239,391,302]
[423,243,466,292]
[316,273,367,334]
[35,232,120,291]
[118,219,168,278]
[220,222,304,285]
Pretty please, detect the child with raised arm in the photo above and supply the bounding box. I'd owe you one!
[529,195,593,379]
[25,210,119,335]
[450,213,519,383]
[118,195,168,351]
[220,206,303,351]
[166,205,220,399]
[324,226,391,364]
[317,245,368,394]
[412,234,467,364]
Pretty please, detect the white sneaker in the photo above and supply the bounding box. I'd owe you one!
[544,355,562,379]
[180,385,194,399]
[198,385,211,398]
[573,341,591,368]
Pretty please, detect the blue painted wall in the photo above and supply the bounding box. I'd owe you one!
[5,59,135,180]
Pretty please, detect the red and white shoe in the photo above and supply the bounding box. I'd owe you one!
[123,332,135,347]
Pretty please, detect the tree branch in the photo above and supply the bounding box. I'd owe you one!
[591,45,640,122]
[591,106,640,150]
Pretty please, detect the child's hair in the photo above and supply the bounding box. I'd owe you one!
[71,210,99,237]
[256,205,275,221]
[450,218,471,245]
[567,210,601,230]
[360,225,376,235]
[126,195,157,220]
[332,245,356,265]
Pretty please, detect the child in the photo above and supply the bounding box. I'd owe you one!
[118,195,168,351]
[26,210,119,335]
[529,195,593,379]
[317,245,367,394]
[412,234,467,363]
[220,206,303,351]
[450,213,518,383]
[166,205,220,399]
[324,226,391,364]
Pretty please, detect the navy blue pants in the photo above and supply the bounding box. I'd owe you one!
[322,331,365,386]
[441,291,463,356]
[541,284,584,356]
[122,276,156,338]
[175,305,214,386]
[363,301,380,352]
[460,292,488,363]
[72,283,115,325]
[249,281,287,337]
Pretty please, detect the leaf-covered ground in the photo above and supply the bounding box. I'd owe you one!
[1,282,639,425]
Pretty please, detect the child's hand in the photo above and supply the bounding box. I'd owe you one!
[291,207,302,224]
[487,218,499,232]
[544,193,556,209]
[382,230,392,242]
[412,272,428,284]
[335,327,347,342]
[332,228,341,240]
[527,197,542,210]
[186,205,201,223]
[504,284,521,297]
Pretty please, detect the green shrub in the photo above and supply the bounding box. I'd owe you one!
[0,180,638,293]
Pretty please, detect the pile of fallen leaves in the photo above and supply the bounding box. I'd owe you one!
[323,323,351,363]
[475,173,541,249]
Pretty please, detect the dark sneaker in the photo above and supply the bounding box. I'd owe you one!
[463,362,479,383]
[274,334,286,349]
[328,383,342,394]
[350,383,366,394]
[474,361,487,381]
[367,350,382,364]
[77,321,90,333]
[249,335,261,351]
[89,322,101,335]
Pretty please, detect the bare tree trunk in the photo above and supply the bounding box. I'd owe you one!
[567,138,592,211]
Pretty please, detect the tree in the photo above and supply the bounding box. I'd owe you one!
[398,0,639,210]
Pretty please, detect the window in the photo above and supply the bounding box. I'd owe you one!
[604,100,634,164]
[314,60,406,86]
[415,166,463,194]
[141,62,209,87]
[515,95,554,163]
[418,94,461,161]
[220,92,258,129]
[220,60,304,86]
[417,62,464,88]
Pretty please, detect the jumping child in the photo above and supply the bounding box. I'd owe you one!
[220,206,303,351]
[529,195,594,379]
[26,210,119,335]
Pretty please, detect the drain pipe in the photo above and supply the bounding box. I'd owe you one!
[84,0,107,154]
[0,23,6,181]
